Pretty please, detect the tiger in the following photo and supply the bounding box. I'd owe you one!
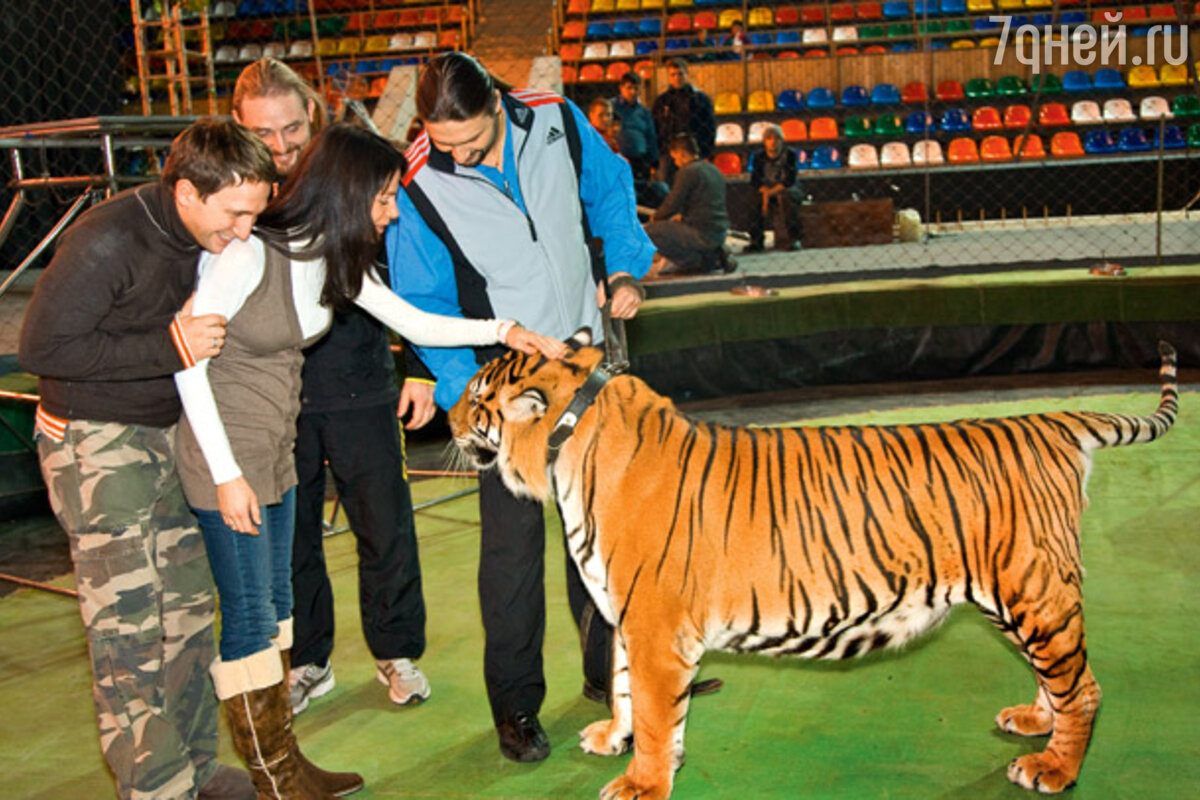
[447,330,1178,800]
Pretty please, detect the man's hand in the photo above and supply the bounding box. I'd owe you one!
[398,381,437,430]
[598,272,644,320]
[216,476,261,535]
[177,293,227,361]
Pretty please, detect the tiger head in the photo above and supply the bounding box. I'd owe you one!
[448,328,605,502]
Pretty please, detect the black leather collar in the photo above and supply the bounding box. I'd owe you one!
[547,363,615,465]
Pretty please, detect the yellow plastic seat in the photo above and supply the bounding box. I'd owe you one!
[617,0,640,9]
[642,0,664,6]
[1128,64,1161,89]
[1160,63,1189,86]
[364,35,389,53]
[1023,0,1051,7]
[714,91,743,114]
[591,0,615,10]
[951,39,976,49]
[668,0,694,6]
[748,6,774,26]
[719,8,743,27]
[997,0,1023,8]
[746,89,775,112]
[336,37,361,55]
[967,0,993,10]
[978,36,1001,47]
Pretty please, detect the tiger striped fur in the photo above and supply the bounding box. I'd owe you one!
[448,331,1178,800]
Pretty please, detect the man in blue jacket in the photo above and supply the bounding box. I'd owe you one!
[386,52,653,763]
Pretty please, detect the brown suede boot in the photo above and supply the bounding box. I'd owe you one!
[279,649,365,797]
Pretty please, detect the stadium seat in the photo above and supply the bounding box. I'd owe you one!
[807,27,832,43]
[967,0,993,9]
[775,30,802,44]
[811,145,844,169]
[950,39,976,49]
[845,115,874,136]
[714,91,742,114]
[747,90,775,112]
[634,59,655,78]
[579,63,606,81]
[592,0,615,10]
[831,2,856,20]
[617,0,640,9]
[905,111,937,133]
[881,141,912,167]
[995,75,1028,96]
[858,1,884,18]
[561,65,578,84]
[634,39,659,54]
[912,139,945,165]
[936,80,965,101]
[1082,129,1117,154]
[610,40,635,57]
[858,23,885,38]
[667,13,692,32]
[901,81,928,103]
[1128,65,1161,88]
[692,10,717,27]
[810,117,840,139]
[800,4,826,22]
[863,44,888,53]
[980,135,1013,161]
[715,122,745,144]
[1147,2,1178,18]
[1117,127,1153,151]
[997,0,1023,8]
[913,0,940,14]
[1171,94,1200,118]
[965,77,996,98]
[795,150,811,169]
[719,8,743,26]
[781,119,808,141]
[1158,124,1188,149]
[1030,73,1063,94]
[774,89,804,111]
[807,87,837,108]
[386,33,413,51]
[1071,100,1102,124]
[612,20,639,38]
[1158,64,1188,86]
[940,108,972,132]
[748,5,774,25]
[848,143,881,169]
[1103,98,1137,122]
[872,83,901,104]
[667,0,692,6]
[1061,70,1093,92]
[606,61,631,80]
[748,32,773,45]
[842,85,871,105]
[775,6,800,24]
[664,37,690,50]
[883,0,911,15]
[748,121,774,143]
[1013,133,1046,158]
[941,0,966,13]
[1038,102,1070,126]
[947,137,979,163]
[887,23,913,37]
[874,113,904,135]
[1002,104,1031,128]
[712,151,743,175]
[583,42,609,59]
[1140,96,1173,119]
[972,106,1003,130]
[586,21,613,39]
[1049,131,1084,156]
[1092,68,1126,90]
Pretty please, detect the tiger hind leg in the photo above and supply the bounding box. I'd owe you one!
[581,631,633,756]
[1000,599,1101,793]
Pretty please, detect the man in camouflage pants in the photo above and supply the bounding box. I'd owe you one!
[18,119,274,800]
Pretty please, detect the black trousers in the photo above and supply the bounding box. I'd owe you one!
[749,185,803,249]
[291,403,426,667]
[478,468,612,725]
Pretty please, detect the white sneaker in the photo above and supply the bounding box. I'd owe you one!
[288,661,335,715]
[376,658,430,706]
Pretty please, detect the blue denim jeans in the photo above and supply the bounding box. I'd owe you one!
[194,487,295,661]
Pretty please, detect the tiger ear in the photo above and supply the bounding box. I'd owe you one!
[509,387,548,421]
[567,328,593,349]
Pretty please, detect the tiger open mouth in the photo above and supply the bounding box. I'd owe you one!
[459,438,498,470]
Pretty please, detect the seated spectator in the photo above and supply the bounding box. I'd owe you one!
[588,97,621,153]
[728,20,747,57]
[691,27,717,61]
[748,124,803,251]
[644,133,736,276]
[612,72,668,207]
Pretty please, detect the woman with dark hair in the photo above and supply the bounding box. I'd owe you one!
[172,123,565,799]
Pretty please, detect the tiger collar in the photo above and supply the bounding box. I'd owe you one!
[546,362,618,465]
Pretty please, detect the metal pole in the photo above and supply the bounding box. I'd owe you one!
[0,573,78,599]
[0,190,95,300]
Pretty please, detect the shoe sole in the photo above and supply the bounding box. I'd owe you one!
[291,672,336,715]
[376,670,430,706]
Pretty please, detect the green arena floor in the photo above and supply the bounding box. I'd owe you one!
[1,387,1198,800]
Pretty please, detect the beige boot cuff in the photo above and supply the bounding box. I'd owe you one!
[273,617,294,652]
[210,646,285,700]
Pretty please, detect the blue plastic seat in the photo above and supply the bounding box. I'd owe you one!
[634,40,659,54]
[872,83,901,104]
[1117,128,1152,152]
[1008,14,1029,26]
[812,145,844,169]
[1083,130,1117,154]
[795,149,810,170]
[883,1,911,17]
[928,39,948,49]
[806,86,836,108]
[940,108,971,132]
[637,18,662,36]
[940,0,966,14]
[891,41,916,52]
[1031,13,1053,25]
[586,22,612,39]
[612,19,638,37]
[1062,70,1093,92]
[749,32,772,44]
[905,110,937,133]
[1130,25,1151,36]
[1093,68,1125,90]
[842,85,870,106]
[1061,10,1086,24]
[775,30,801,44]
[665,37,690,49]
[776,88,805,110]
[1154,124,1186,149]
[972,17,998,31]
[913,0,940,14]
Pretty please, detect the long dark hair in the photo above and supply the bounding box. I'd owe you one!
[416,51,511,122]
[255,124,404,309]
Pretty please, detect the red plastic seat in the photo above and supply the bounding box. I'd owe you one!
[422,8,440,24]
[567,0,589,12]
[1038,102,1071,126]
[712,152,743,175]
[936,80,965,101]
[980,135,1013,161]
[1147,3,1177,18]
[437,28,460,48]
[972,106,1003,130]
[1013,133,1046,158]
[778,50,801,58]
[947,137,980,163]
[562,65,578,84]
[606,61,631,81]
[1003,104,1031,129]
[1092,5,1146,22]
[562,20,586,39]
[667,13,692,32]
[373,10,400,27]
[901,81,928,103]
[1050,131,1084,156]
[862,44,887,53]
[579,64,606,82]
[397,10,421,26]
[831,2,856,20]
[693,10,718,28]
[804,48,829,57]
[345,12,367,31]
[775,6,800,24]
[633,59,655,78]
[443,5,465,23]
[856,1,883,18]
[560,43,583,60]
[781,119,808,141]
[810,117,839,139]
[836,45,860,54]
[800,3,826,22]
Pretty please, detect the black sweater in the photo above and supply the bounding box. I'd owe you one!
[19,183,198,428]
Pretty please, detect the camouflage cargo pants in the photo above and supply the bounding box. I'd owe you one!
[39,420,219,800]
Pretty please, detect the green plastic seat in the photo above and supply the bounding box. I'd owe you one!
[965,77,996,98]
[845,115,874,137]
[1031,73,1062,94]
[1188,123,1200,148]
[944,19,972,33]
[859,24,886,38]
[1170,94,1200,118]
[887,23,913,37]
[918,20,943,33]
[873,113,904,136]
[996,75,1028,96]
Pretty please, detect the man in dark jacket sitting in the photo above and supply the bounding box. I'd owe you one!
[644,133,735,275]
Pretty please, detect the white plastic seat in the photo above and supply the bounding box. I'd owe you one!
[1071,100,1102,125]
[610,40,635,58]
[1140,95,1173,120]
[831,26,857,41]
[388,33,414,50]
[848,143,880,169]
[804,28,830,43]
[215,45,238,63]
[411,31,436,48]
[912,139,945,165]
[747,121,773,143]
[263,41,287,59]
[715,122,745,144]
[238,43,263,61]
[583,42,609,59]
[1102,98,1136,122]
[880,141,912,167]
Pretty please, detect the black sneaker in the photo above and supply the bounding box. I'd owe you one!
[497,711,550,763]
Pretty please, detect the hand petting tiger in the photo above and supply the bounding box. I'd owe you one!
[448,330,1178,800]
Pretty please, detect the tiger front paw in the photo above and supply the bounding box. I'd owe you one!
[1007,752,1078,794]
[580,718,632,756]
[996,703,1054,737]
[599,774,670,800]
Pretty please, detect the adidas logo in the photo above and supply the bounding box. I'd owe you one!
[546,126,565,145]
